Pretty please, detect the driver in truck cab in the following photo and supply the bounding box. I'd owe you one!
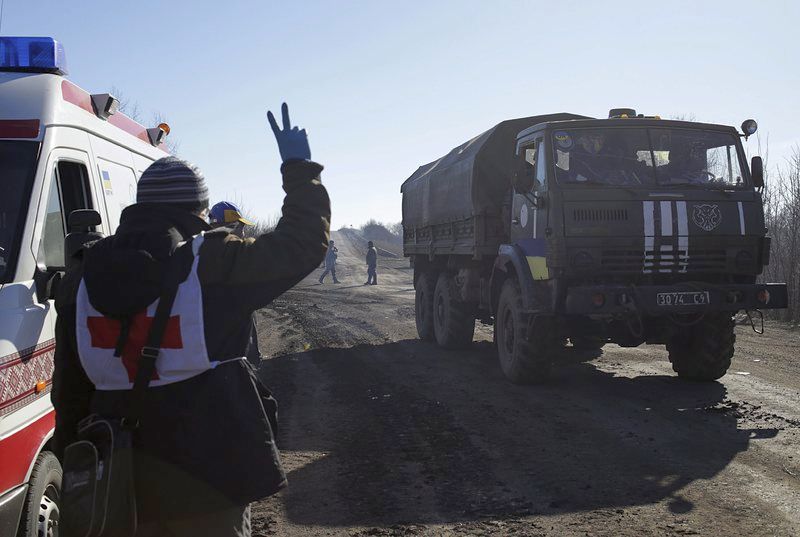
[661,143,710,185]
[564,131,645,185]
[52,104,330,536]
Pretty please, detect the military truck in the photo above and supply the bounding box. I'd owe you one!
[401,109,788,383]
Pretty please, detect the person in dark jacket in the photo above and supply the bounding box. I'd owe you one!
[208,200,262,367]
[52,103,330,536]
[365,240,378,285]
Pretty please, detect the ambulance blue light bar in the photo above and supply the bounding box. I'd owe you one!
[0,37,67,75]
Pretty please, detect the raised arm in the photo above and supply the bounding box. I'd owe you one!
[197,104,331,292]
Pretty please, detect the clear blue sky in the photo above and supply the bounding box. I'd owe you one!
[3,1,798,228]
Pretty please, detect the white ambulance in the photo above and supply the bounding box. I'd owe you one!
[0,36,170,536]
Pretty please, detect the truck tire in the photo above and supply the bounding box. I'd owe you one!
[433,272,475,349]
[570,336,606,351]
[495,278,554,383]
[415,271,436,341]
[17,451,61,537]
[666,313,735,381]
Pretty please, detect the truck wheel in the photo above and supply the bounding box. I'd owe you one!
[433,273,475,349]
[495,279,554,383]
[570,336,606,351]
[666,313,735,381]
[17,451,61,537]
[415,271,436,341]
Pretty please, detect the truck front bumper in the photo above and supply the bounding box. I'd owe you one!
[564,282,788,316]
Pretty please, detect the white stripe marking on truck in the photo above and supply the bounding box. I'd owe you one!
[738,201,745,235]
[677,201,689,273]
[643,201,655,273]
[660,201,673,237]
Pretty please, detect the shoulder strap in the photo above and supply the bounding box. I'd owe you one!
[123,241,194,428]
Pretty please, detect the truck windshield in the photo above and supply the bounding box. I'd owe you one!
[552,127,745,188]
[0,141,39,283]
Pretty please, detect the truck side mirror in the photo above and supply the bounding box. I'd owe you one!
[751,156,764,188]
[512,165,535,194]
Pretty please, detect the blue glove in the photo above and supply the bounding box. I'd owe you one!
[267,103,311,162]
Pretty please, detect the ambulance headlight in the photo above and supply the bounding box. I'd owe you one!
[0,37,68,75]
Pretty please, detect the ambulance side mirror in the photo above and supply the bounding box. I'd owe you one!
[68,209,102,232]
[751,156,764,188]
[34,267,62,304]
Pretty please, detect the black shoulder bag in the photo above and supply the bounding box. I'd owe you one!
[61,248,186,537]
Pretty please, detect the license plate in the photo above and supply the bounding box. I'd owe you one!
[656,291,710,307]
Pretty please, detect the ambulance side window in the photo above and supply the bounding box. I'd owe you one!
[37,161,92,269]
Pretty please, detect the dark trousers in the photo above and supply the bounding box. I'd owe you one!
[138,504,251,537]
[367,265,377,285]
[319,267,338,282]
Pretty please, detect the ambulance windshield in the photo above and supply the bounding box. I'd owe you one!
[0,141,39,283]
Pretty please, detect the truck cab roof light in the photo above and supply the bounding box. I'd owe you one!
[91,93,119,120]
[0,36,68,75]
[609,108,636,118]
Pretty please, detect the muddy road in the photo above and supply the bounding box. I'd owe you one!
[250,230,800,536]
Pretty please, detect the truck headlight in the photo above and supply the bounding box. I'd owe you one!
[735,250,754,270]
[572,251,594,268]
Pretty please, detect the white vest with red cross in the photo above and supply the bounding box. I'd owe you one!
[75,235,216,390]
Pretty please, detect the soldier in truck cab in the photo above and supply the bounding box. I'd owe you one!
[52,104,330,536]
[661,143,710,184]
[566,132,644,185]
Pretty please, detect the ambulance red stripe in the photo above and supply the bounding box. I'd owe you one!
[60,80,166,149]
[0,381,51,411]
[0,119,40,138]
[0,342,56,372]
[0,410,55,495]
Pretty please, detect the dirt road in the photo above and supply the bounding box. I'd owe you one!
[250,230,800,536]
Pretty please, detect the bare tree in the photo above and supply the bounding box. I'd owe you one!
[761,143,800,322]
[109,85,142,123]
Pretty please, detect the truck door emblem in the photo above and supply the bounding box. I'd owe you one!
[520,204,529,228]
[692,204,722,231]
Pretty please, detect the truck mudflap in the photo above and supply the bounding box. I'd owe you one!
[564,282,788,316]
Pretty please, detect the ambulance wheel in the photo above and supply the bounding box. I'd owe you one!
[433,273,475,349]
[495,278,554,384]
[667,313,735,381]
[570,336,606,351]
[17,451,61,537]
[415,271,436,341]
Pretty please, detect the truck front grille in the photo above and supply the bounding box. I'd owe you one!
[600,248,726,273]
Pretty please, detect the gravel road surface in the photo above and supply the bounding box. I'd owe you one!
[250,230,800,536]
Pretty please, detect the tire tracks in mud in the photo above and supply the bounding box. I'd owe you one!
[249,230,800,536]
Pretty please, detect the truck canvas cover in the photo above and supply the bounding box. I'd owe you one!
[401,113,588,227]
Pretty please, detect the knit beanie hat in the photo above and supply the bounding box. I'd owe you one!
[137,156,210,206]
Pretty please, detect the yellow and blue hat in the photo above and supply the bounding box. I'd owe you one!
[209,201,254,226]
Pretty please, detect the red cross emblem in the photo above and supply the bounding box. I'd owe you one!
[87,312,183,382]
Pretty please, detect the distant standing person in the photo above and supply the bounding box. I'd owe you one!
[209,201,263,366]
[319,239,340,283]
[365,240,378,285]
